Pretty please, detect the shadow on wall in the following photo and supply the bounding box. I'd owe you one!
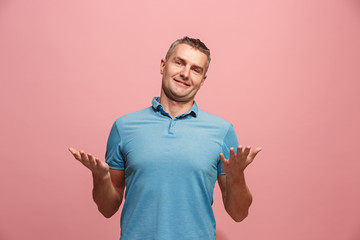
[216,228,230,240]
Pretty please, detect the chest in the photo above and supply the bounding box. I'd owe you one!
[121,120,224,178]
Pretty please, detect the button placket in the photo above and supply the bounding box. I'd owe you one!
[168,119,176,134]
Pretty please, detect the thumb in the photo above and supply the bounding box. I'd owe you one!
[219,153,227,164]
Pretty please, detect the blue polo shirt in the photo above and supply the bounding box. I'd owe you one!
[106,97,239,240]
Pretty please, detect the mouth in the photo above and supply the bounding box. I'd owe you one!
[174,79,190,87]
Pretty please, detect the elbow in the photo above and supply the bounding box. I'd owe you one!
[102,213,115,219]
[225,203,251,222]
[226,205,250,222]
[232,210,249,222]
[99,207,116,218]
[94,197,122,219]
[97,201,121,219]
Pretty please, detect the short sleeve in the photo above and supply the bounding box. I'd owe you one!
[105,121,125,170]
[218,124,239,175]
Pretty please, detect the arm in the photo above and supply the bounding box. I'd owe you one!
[69,147,125,218]
[218,172,252,222]
[218,145,261,222]
[92,168,125,218]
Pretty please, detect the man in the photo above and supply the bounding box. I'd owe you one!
[69,37,261,240]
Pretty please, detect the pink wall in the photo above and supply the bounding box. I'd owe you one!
[1,0,359,239]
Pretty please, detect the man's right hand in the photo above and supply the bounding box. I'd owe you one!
[68,147,110,179]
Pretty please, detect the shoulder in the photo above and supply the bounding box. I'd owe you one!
[113,107,154,127]
[197,109,232,129]
[195,109,237,144]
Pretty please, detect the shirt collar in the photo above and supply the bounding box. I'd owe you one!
[152,97,198,118]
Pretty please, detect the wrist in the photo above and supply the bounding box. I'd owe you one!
[226,171,246,185]
[92,171,111,183]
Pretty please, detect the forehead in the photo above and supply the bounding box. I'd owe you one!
[170,44,208,68]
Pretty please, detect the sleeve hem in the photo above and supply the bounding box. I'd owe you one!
[109,166,125,170]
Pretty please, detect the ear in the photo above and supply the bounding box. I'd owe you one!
[160,59,165,74]
[200,75,207,86]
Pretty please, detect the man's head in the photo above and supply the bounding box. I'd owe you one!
[165,37,211,74]
[160,37,210,103]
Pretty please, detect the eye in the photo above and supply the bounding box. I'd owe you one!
[192,68,201,73]
[175,61,182,65]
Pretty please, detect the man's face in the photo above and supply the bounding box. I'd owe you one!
[160,43,208,103]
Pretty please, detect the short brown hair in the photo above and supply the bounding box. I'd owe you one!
[165,36,211,73]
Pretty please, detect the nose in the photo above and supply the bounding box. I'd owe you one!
[180,66,190,80]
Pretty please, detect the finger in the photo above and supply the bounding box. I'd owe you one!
[219,153,227,164]
[68,147,77,154]
[79,150,89,164]
[69,147,81,161]
[236,145,243,160]
[95,157,102,165]
[88,153,96,168]
[229,147,236,159]
[95,157,108,169]
[249,147,262,160]
[243,146,251,157]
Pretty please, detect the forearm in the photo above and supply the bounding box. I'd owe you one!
[224,172,253,222]
[92,172,123,218]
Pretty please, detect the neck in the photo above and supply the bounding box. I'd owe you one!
[159,93,194,118]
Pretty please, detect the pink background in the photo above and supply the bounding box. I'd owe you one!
[1,0,359,239]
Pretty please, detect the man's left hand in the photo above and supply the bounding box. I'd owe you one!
[219,145,262,179]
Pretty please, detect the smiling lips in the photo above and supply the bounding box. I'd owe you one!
[174,79,190,87]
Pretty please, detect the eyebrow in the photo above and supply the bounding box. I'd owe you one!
[174,57,204,72]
